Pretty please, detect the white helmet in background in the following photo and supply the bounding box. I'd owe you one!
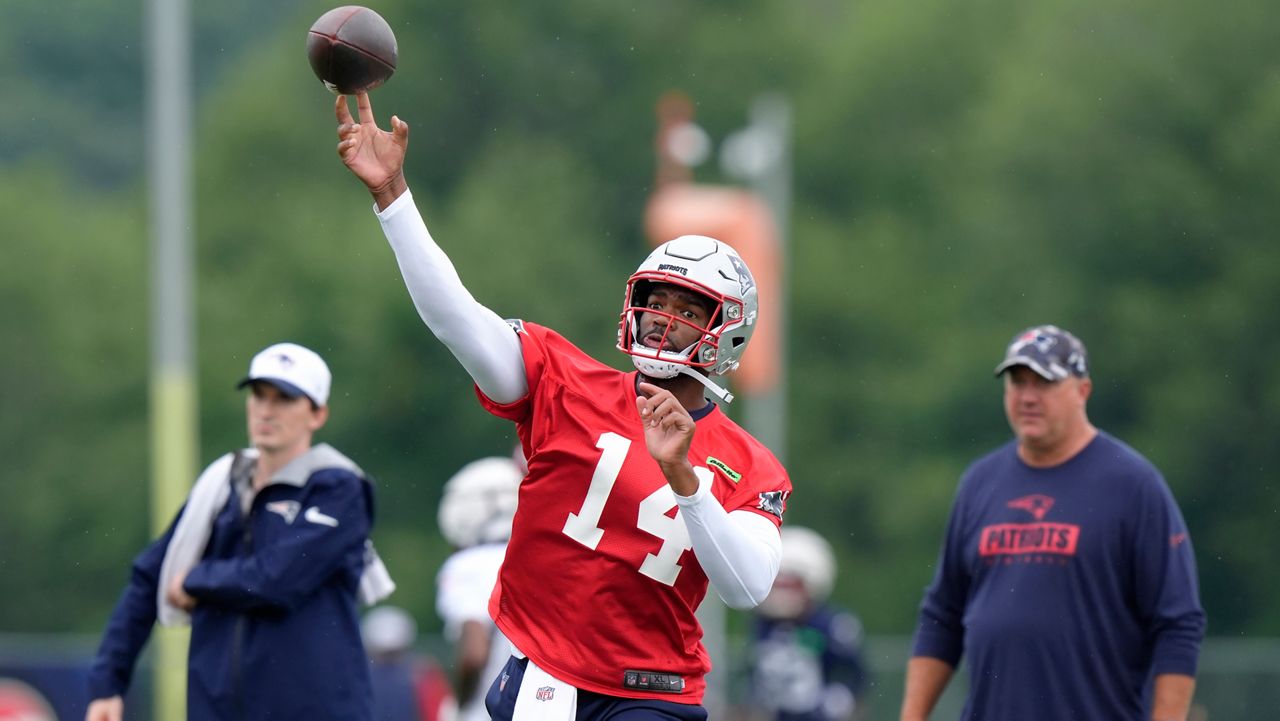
[758,526,838,619]
[438,456,523,548]
[617,235,758,400]
[361,605,417,656]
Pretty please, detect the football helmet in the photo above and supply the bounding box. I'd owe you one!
[437,456,523,548]
[617,235,758,400]
[758,526,837,619]
[361,605,418,655]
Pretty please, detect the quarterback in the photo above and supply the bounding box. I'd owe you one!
[332,91,791,720]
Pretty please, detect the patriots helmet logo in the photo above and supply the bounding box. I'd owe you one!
[728,253,756,295]
[1007,494,1054,521]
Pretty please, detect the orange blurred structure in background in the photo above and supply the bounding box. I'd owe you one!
[644,92,783,398]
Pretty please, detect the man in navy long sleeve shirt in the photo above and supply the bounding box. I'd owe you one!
[901,325,1206,721]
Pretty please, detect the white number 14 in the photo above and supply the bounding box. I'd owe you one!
[560,432,712,586]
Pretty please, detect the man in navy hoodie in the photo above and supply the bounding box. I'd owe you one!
[900,325,1206,721]
[86,342,391,721]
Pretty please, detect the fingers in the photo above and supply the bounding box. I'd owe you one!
[166,573,195,610]
[636,382,684,428]
[356,91,376,125]
[637,393,687,429]
[391,115,410,145]
[334,94,354,124]
[86,695,125,721]
[335,95,360,157]
[335,116,359,154]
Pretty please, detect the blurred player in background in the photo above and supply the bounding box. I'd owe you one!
[363,605,454,721]
[85,342,394,721]
[435,455,523,721]
[744,526,868,721]
[331,91,792,721]
[900,325,1206,721]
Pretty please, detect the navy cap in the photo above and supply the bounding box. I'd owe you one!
[994,325,1089,381]
[237,376,310,399]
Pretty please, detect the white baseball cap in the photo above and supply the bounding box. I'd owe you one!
[236,342,331,407]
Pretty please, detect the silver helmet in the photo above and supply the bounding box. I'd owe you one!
[757,526,837,619]
[437,456,523,548]
[617,235,759,386]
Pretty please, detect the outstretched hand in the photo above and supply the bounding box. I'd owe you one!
[637,382,699,496]
[335,92,409,209]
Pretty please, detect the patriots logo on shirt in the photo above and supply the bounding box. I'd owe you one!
[504,318,527,335]
[757,490,788,519]
[1007,494,1054,521]
[265,500,301,524]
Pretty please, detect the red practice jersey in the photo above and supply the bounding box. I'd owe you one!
[478,321,791,704]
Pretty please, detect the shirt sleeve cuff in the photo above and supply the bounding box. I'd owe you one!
[1151,645,1201,677]
[911,626,964,667]
[373,188,415,222]
[673,473,712,507]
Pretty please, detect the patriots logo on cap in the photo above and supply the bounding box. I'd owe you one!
[1012,330,1057,355]
[273,353,295,368]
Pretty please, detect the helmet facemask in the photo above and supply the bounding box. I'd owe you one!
[617,235,758,402]
[620,276,738,379]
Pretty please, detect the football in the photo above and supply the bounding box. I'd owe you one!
[306,6,398,94]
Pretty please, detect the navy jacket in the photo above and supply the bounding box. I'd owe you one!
[88,446,376,721]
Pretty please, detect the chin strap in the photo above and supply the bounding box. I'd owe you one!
[678,366,734,404]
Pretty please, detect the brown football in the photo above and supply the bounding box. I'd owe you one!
[306,6,397,94]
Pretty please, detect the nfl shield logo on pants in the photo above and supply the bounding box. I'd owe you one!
[536,686,555,701]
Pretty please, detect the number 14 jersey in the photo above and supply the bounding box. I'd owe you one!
[477,321,791,704]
